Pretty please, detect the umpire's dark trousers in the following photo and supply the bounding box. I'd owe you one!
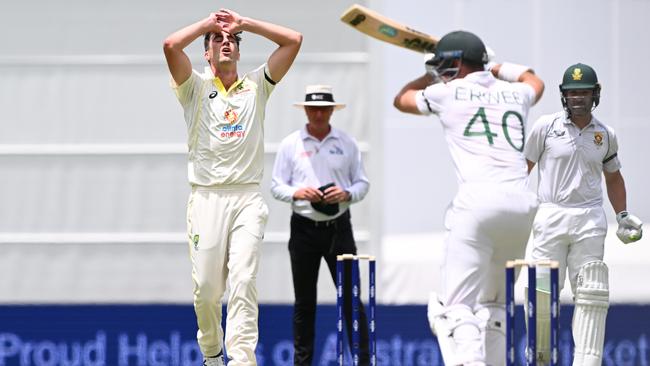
[289,210,370,366]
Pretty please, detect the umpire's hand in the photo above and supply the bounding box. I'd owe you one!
[293,187,324,202]
[322,186,350,204]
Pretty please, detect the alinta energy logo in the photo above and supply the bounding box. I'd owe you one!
[220,108,246,139]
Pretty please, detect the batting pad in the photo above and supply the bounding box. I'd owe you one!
[572,261,609,366]
[475,303,506,366]
[428,293,485,365]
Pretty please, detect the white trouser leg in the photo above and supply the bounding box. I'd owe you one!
[188,190,229,358]
[188,188,268,364]
[192,244,227,358]
[224,193,267,366]
[530,207,607,366]
[224,227,263,365]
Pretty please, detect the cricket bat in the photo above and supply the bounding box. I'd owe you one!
[340,4,438,53]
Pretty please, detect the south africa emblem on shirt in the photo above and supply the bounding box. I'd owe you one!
[594,132,604,146]
[224,108,238,124]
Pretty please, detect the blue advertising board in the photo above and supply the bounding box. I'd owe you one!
[0,304,648,365]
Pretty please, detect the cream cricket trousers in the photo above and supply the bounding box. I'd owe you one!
[529,204,607,292]
[442,182,539,308]
[187,184,269,366]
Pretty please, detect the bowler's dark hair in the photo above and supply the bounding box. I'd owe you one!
[203,32,242,51]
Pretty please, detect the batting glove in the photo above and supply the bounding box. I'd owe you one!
[616,211,643,244]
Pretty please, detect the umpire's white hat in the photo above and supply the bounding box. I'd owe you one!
[293,85,346,110]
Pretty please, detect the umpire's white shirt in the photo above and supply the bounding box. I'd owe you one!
[271,126,369,221]
[525,112,621,207]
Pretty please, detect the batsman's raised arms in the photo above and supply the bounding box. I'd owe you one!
[340,4,438,53]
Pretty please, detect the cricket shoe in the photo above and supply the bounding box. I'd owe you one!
[203,351,224,366]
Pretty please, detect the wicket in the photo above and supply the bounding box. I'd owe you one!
[505,259,560,366]
[336,254,376,366]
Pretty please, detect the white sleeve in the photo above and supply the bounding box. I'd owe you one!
[345,139,370,203]
[172,70,203,108]
[415,84,448,115]
[247,63,276,101]
[603,126,622,172]
[524,116,549,163]
[270,136,299,202]
[514,82,537,109]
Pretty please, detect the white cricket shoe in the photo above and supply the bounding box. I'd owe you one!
[202,355,224,366]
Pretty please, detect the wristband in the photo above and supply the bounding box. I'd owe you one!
[497,62,532,82]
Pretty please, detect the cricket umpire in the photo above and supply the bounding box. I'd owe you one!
[271,85,371,365]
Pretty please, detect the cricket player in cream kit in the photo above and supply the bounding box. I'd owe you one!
[163,9,302,366]
[394,31,544,365]
[525,63,643,365]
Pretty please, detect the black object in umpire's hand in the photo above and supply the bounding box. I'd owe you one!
[311,183,339,216]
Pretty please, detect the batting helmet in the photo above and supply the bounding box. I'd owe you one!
[433,30,488,65]
[426,31,488,81]
[559,63,601,108]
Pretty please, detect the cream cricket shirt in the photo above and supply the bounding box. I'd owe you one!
[173,64,275,186]
[270,126,370,221]
[524,112,621,207]
[415,71,537,186]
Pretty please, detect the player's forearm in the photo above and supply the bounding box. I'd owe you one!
[239,17,302,47]
[491,63,545,103]
[164,18,213,85]
[605,171,627,214]
[394,74,433,114]
[239,16,302,82]
[164,17,213,52]
[519,72,545,104]
[404,73,435,91]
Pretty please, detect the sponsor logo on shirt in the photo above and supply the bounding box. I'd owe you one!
[300,150,314,158]
[550,129,566,137]
[224,108,238,124]
[233,83,253,95]
[209,90,218,99]
[221,124,246,139]
[329,146,344,155]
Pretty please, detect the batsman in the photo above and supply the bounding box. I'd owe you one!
[394,30,544,365]
[525,63,643,365]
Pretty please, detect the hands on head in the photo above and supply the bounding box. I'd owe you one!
[207,9,244,35]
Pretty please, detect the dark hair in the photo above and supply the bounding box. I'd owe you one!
[203,32,242,51]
